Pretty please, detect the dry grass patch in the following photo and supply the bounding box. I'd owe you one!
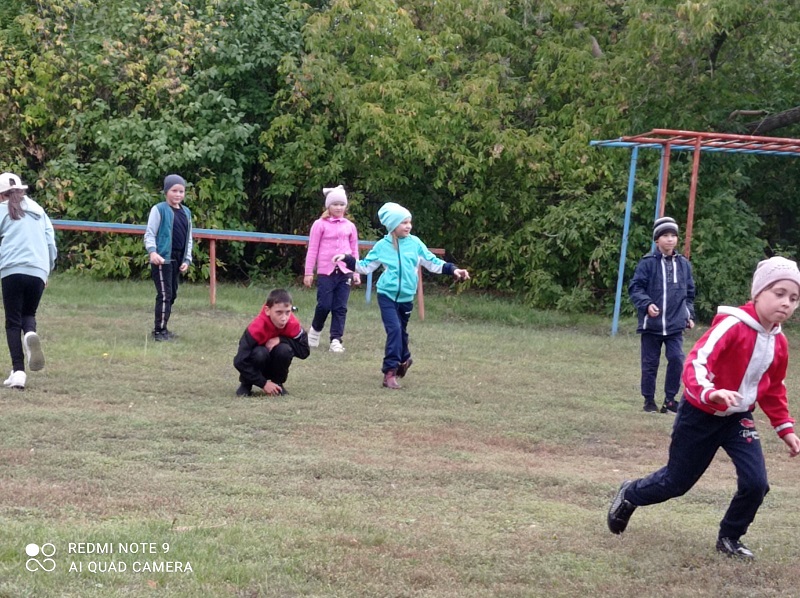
[1,275,799,597]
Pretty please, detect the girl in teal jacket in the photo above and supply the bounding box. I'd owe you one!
[335,202,469,389]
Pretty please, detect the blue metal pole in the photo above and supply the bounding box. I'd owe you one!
[612,146,639,336]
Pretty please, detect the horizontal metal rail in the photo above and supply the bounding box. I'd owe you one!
[52,220,444,316]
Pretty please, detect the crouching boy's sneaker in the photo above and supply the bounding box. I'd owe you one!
[607,480,637,534]
[23,331,45,371]
[235,383,253,397]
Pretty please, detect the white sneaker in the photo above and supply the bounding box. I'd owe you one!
[24,331,45,371]
[329,339,345,353]
[308,327,321,348]
[4,370,26,390]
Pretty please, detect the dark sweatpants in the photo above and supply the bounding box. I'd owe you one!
[625,399,769,541]
[311,270,352,342]
[640,332,684,402]
[234,343,295,389]
[151,263,180,333]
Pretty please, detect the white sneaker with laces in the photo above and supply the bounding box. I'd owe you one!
[308,327,321,348]
[24,331,45,371]
[4,370,26,389]
[329,339,345,353]
[3,370,15,387]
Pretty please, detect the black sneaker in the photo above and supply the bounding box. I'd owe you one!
[660,399,678,414]
[608,480,637,534]
[716,537,755,559]
[643,400,658,413]
[235,383,253,397]
[152,330,170,342]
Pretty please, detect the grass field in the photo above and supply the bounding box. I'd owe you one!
[1,274,799,597]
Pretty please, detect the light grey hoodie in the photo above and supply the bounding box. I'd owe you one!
[0,195,57,282]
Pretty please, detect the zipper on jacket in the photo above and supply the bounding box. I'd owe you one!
[394,239,402,302]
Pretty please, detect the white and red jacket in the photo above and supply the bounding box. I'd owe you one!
[683,302,795,438]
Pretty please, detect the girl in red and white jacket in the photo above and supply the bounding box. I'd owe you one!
[608,256,800,560]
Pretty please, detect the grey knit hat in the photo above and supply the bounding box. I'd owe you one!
[163,174,187,193]
[653,216,679,241]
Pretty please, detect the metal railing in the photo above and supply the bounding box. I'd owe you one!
[52,220,444,317]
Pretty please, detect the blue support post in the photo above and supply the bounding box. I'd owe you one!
[611,146,639,336]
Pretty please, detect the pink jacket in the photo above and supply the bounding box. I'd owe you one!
[304,216,359,276]
[683,302,795,438]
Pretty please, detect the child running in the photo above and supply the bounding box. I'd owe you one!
[303,185,360,353]
[233,288,310,397]
[608,256,800,559]
[0,172,57,390]
[333,202,469,389]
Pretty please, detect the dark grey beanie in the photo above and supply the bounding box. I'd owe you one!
[653,216,679,241]
[163,174,187,193]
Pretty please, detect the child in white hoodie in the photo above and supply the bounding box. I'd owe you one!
[0,173,57,390]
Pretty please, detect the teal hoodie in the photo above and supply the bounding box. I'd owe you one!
[0,196,57,282]
[350,234,455,303]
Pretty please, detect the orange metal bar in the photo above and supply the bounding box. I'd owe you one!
[659,143,671,217]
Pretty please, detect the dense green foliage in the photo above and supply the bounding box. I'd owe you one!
[2,0,800,319]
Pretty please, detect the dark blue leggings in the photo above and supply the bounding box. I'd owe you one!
[311,271,352,341]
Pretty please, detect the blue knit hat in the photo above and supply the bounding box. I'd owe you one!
[378,202,411,233]
[163,174,186,193]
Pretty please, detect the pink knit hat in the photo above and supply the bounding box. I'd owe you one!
[751,256,800,299]
[323,185,347,208]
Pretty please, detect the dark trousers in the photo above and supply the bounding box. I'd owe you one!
[640,332,684,402]
[311,271,352,341]
[151,263,180,333]
[2,274,45,372]
[235,343,295,387]
[626,399,769,541]
[378,293,412,373]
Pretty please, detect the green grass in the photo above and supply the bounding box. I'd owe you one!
[1,273,799,597]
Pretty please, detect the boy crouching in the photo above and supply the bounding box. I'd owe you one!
[233,289,310,397]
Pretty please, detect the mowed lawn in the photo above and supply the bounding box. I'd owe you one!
[1,274,799,597]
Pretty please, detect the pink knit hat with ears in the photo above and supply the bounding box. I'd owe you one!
[751,256,800,299]
[323,185,347,208]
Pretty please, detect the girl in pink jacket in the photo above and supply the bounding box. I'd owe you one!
[303,186,360,353]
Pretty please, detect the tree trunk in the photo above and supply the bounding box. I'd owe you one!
[741,105,800,135]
